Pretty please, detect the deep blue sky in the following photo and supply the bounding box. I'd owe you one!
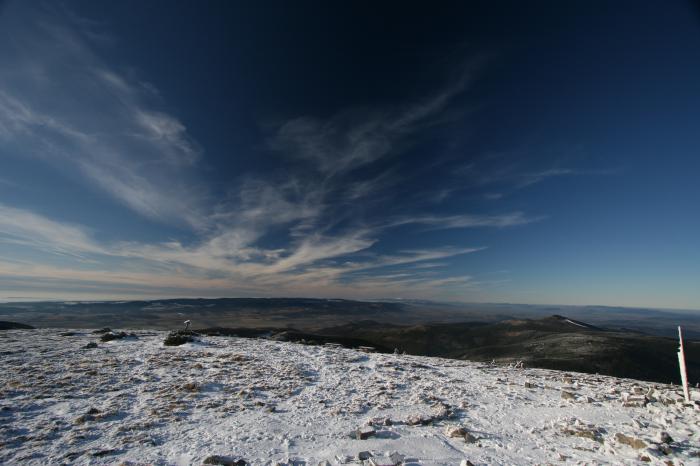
[0,1,699,308]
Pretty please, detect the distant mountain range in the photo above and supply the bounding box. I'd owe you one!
[1,297,697,384]
[1,297,698,336]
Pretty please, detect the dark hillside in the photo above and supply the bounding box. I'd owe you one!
[319,316,699,385]
[0,321,34,330]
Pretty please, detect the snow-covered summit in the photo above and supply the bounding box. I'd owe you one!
[1,329,698,465]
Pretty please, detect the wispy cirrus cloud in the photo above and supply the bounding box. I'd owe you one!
[0,3,204,227]
[271,68,475,176]
[0,202,487,298]
[0,203,105,258]
[0,4,541,300]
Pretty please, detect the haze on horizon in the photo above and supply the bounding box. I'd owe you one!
[0,1,699,310]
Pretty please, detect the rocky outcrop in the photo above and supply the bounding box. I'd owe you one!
[202,455,248,465]
[164,330,198,346]
[100,331,129,342]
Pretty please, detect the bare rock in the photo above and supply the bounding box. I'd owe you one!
[387,452,405,465]
[164,330,197,346]
[100,331,128,342]
[182,382,199,392]
[562,426,603,442]
[615,432,647,449]
[367,416,392,427]
[406,414,432,426]
[202,455,248,466]
[658,431,673,444]
[356,426,376,440]
[659,443,673,455]
[445,425,467,438]
[91,449,118,457]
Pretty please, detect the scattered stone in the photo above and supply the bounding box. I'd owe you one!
[640,455,651,462]
[91,449,118,457]
[432,403,452,419]
[73,414,93,424]
[86,407,100,415]
[444,425,467,438]
[92,328,112,334]
[84,342,98,349]
[459,460,475,466]
[464,432,478,443]
[202,455,248,465]
[658,431,673,444]
[615,433,647,449]
[659,443,673,455]
[561,391,576,400]
[357,451,372,460]
[388,452,405,465]
[562,426,603,442]
[406,414,432,426]
[182,382,199,392]
[356,426,376,440]
[60,332,77,337]
[524,381,535,389]
[368,416,392,426]
[63,451,84,460]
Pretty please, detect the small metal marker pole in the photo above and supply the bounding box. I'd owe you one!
[678,326,691,403]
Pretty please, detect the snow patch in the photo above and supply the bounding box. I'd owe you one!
[0,329,698,465]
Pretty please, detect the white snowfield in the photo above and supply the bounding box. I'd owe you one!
[0,330,698,466]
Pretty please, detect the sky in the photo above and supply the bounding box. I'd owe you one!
[0,1,699,309]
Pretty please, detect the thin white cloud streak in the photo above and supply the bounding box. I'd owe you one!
[513,168,575,189]
[449,162,617,202]
[387,212,542,229]
[271,68,475,176]
[0,203,105,258]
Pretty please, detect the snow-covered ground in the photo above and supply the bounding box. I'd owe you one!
[1,329,698,465]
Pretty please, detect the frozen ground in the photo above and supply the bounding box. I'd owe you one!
[0,329,698,465]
